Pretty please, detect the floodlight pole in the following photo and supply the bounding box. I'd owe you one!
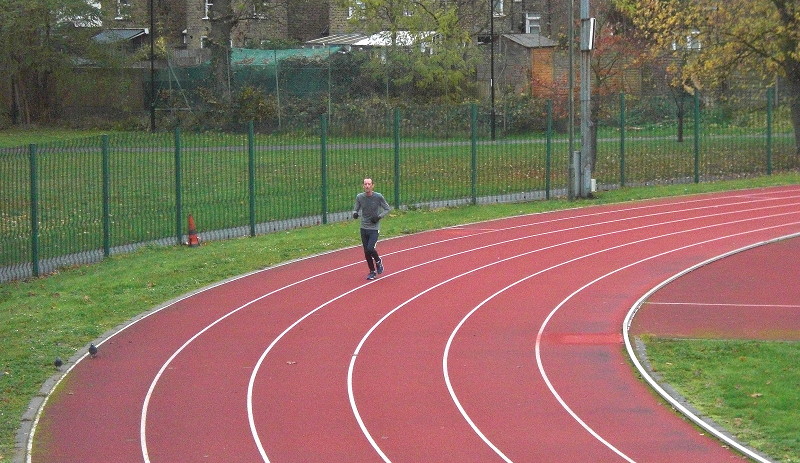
[149,0,156,132]
[489,0,496,140]
[568,0,576,199]
[579,0,593,197]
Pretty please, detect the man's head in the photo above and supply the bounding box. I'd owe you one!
[363,178,374,195]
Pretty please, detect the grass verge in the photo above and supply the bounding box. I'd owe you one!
[644,338,800,462]
[1,174,799,461]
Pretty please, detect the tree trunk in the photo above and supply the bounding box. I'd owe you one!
[207,0,236,105]
[786,67,800,157]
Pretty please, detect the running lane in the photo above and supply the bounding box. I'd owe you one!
[28,185,800,463]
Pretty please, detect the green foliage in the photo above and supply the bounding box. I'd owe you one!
[0,0,116,124]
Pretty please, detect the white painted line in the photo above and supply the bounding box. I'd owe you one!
[130,190,799,462]
[623,233,800,463]
[645,302,800,308]
[344,209,800,461]
[438,217,800,461]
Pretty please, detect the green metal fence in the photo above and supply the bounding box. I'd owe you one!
[1,92,797,281]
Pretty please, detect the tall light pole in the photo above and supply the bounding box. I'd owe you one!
[149,0,156,132]
[568,0,576,199]
[489,0,496,140]
[579,0,594,197]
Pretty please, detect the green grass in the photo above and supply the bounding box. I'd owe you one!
[2,174,800,461]
[0,128,121,148]
[644,338,800,462]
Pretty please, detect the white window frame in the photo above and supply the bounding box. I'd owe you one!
[492,0,504,17]
[525,13,541,34]
[672,29,701,51]
[348,0,365,20]
[115,0,131,20]
[204,0,213,19]
[253,0,270,19]
[686,29,701,50]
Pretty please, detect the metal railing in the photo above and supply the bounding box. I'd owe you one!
[1,93,796,281]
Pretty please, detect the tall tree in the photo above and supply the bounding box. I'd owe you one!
[613,0,800,154]
[205,0,286,104]
[337,0,480,102]
[0,0,102,124]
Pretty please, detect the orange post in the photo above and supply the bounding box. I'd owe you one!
[187,214,200,247]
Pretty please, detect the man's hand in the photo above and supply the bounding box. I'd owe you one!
[370,216,380,224]
[353,212,359,219]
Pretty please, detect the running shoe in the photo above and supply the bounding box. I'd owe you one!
[367,271,377,280]
[376,259,384,274]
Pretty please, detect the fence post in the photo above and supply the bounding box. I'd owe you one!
[470,104,478,205]
[693,91,700,183]
[393,108,401,208]
[546,100,552,199]
[28,144,40,277]
[767,87,774,175]
[174,127,183,244]
[248,121,257,236]
[320,114,328,224]
[102,135,111,257]
[619,93,626,188]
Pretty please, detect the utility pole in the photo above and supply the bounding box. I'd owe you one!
[579,0,594,197]
[149,0,156,132]
[570,0,594,199]
[568,0,576,200]
[489,0,496,140]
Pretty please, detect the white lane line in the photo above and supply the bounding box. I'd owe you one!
[137,190,799,462]
[439,218,800,461]
[532,223,800,463]
[623,235,800,463]
[346,211,800,461]
[645,302,800,308]
[27,185,799,463]
[254,202,800,462]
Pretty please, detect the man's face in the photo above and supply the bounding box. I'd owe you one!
[363,179,374,195]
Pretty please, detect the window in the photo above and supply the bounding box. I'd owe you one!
[492,0,504,17]
[115,0,130,19]
[686,30,701,50]
[672,29,701,51]
[200,36,209,48]
[348,0,365,20]
[525,13,541,34]
[204,0,213,19]
[254,0,270,18]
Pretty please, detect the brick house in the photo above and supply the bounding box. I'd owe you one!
[99,0,328,52]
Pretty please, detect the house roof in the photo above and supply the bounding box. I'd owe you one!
[93,28,148,43]
[353,31,436,47]
[305,33,368,47]
[305,31,435,48]
[503,33,557,48]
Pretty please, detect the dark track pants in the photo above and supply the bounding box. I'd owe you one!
[360,228,381,272]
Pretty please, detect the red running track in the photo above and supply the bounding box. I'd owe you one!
[26,186,800,463]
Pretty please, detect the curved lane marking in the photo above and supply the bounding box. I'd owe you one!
[348,210,800,460]
[531,223,800,463]
[622,234,800,463]
[136,190,798,463]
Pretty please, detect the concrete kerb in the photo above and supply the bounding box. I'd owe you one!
[622,234,800,463]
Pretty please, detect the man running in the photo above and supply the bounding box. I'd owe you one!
[353,178,391,280]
